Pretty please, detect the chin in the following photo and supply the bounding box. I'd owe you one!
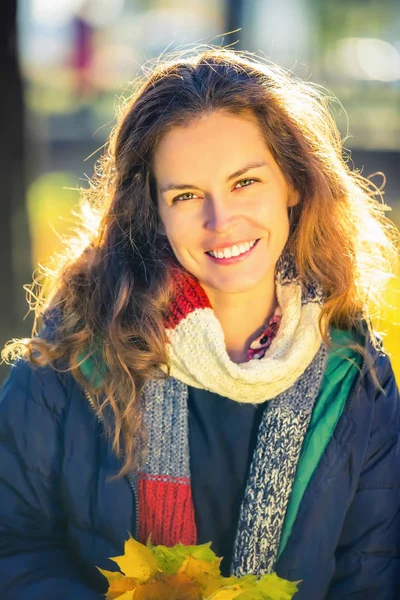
[201,273,271,295]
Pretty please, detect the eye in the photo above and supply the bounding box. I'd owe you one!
[235,178,259,189]
[172,191,199,203]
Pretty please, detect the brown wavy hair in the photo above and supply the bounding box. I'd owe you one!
[3,46,399,477]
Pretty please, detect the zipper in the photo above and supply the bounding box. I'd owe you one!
[84,388,98,413]
[84,388,140,540]
[127,472,140,540]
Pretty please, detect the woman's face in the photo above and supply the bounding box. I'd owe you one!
[154,110,299,300]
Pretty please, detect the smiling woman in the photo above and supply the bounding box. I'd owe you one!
[0,46,399,600]
[154,111,299,361]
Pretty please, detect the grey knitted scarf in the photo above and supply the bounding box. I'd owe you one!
[136,253,329,572]
[140,342,327,575]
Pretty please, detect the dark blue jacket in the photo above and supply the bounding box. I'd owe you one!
[0,339,399,599]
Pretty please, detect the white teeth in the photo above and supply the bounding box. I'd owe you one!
[209,239,257,258]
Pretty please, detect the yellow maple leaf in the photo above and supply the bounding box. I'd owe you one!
[205,585,243,599]
[97,568,135,600]
[105,575,137,600]
[177,555,223,597]
[98,568,125,582]
[98,536,299,600]
[133,572,201,599]
[111,592,135,600]
[109,535,159,582]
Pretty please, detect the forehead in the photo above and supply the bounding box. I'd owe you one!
[153,111,270,181]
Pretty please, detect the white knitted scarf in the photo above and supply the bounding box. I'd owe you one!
[164,254,324,403]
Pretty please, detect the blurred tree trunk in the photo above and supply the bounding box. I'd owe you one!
[0,0,32,383]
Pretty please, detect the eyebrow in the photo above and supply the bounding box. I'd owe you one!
[159,161,268,193]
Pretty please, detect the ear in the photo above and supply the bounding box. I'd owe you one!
[288,187,300,208]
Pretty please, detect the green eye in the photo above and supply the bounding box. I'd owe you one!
[236,178,257,188]
[173,192,196,202]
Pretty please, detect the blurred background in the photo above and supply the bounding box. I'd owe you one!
[1,0,399,383]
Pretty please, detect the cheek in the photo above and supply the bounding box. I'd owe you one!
[163,220,193,257]
[248,185,288,213]
[253,200,289,226]
[165,209,201,241]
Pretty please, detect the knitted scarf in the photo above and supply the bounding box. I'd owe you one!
[164,253,324,403]
[137,254,328,574]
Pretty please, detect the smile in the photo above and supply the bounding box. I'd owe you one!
[206,239,258,259]
[205,239,260,264]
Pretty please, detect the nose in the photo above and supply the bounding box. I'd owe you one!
[204,194,237,233]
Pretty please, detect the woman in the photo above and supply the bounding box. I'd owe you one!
[0,47,399,599]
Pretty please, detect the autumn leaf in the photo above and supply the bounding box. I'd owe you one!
[109,535,158,582]
[149,542,187,574]
[104,575,137,600]
[204,574,254,600]
[231,572,300,600]
[205,572,299,600]
[111,592,135,600]
[252,572,300,600]
[98,568,125,583]
[132,572,201,599]
[183,542,220,563]
[98,534,299,600]
[177,554,223,597]
[97,568,135,600]
[204,584,244,600]
[150,539,219,577]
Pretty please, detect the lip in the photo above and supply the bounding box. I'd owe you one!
[206,238,260,265]
[205,238,259,253]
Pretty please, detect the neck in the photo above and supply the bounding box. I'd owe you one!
[203,276,278,364]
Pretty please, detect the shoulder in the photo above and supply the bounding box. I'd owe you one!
[349,336,400,492]
[0,358,87,477]
[362,336,400,428]
[334,321,399,402]
[330,324,399,429]
[0,357,81,428]
[343,328,400,472]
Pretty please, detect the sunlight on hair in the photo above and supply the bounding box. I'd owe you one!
[3,45,399,475]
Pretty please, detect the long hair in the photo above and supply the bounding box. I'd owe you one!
[3,46,398,477]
